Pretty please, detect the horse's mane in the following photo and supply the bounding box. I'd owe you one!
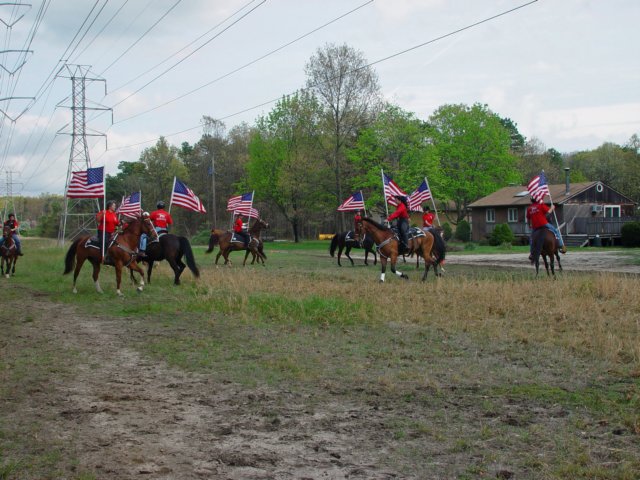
[363,217,390,231]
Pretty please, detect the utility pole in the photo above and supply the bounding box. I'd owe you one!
[1,170,22,222]
[57,65,111,246]
[211,152,217,227]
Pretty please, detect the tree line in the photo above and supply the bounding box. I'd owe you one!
[14,43,640,241]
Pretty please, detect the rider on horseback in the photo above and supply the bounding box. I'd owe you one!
[526,197,566,262]
[96,200,119,265]
[234,215,250,248]
[139,201,173,259]
[0,214,23,255]
[387,195,410,254]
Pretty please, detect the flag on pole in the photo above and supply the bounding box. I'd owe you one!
[66,166,105,198]
[117,191,142,217]
[234,206,260,219]
[408,180,432,211]
[527,171,550,203]
[337,191,365,212]
[226,192,254,211]
[171,178,206,213]
[382,172,407,206]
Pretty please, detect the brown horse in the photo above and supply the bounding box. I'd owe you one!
[356,218,444,282]
[0,225,19,278]
[531,227,562,277]
[205,218,268,266]
[63,216,157,296]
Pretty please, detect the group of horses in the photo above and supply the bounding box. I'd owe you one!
[62,215,269,296]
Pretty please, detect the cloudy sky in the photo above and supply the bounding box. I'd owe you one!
[1,0,638,196]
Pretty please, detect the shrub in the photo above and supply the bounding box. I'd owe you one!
[621,221,640,247]
[442,222,452,241]
[191,227,212,245]
[455,220,471,242]
[489,223,515,246]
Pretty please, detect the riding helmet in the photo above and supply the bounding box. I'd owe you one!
[157,201,165,209]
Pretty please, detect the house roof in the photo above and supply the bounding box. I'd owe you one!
[468,182,597,208]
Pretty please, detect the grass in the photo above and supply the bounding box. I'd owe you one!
[1,237,639,478]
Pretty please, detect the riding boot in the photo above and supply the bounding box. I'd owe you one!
[138,250,147,260]
[103,255,114,266]
[560,246,567,254]
[17,248,23,256]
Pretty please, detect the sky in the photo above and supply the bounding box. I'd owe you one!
[1,0,638,196]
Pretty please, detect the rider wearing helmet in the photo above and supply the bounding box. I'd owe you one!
[0,213,23,255]
[387,195,410,253]
[139,201,173,258]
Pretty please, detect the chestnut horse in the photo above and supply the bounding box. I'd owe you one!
[531,227,562,277]
[63,216,157,296]
[0,225,18,278]
[205,218,268,266]
[356,218,444,282]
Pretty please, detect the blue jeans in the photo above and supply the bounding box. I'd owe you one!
[140,227,165,251]
[529,224,564,249]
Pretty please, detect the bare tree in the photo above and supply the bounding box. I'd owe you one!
[305,43,381,230]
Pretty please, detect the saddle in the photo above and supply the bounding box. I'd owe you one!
[231,232,257,246]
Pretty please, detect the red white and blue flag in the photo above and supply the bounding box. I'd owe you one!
[337,191,365,212]
[117,191,142,218]
[66,166,104,198]
[171,178,206,213]
[234,206,260,219]
[408,180,432,211]
[382,172,407,206]
[227,192,253,211]
[528,171,550,203]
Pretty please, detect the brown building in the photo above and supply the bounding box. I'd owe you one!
[468,178,637,246]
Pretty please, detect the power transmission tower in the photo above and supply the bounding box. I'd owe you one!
[1,170,22,221]
[57,65,111,246]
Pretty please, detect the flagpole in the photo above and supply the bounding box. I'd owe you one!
[247,191,255,228]
[542,169,564,244]
[168,177,177,215]
[101,170,106,262]
[360,190,367,217]
[425,177,441,226]
[381,169,389,220]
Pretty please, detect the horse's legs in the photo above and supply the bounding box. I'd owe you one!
[215,251,222,265]
[555,252,563,271]
[147,260,154,283]
[549,254,556,277]
[337,245,343,266]
[364,248,369,266]
[11,256,17,275]
[166,257,182,285]
[389,253,409,280]
[542,254,551,276]
[89,258,103,294]
[345,246,354,266]
[129,262,146,292]
[379,257,387,282]
[243,249,251,266]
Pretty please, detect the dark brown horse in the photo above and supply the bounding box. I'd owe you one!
[0,225,18,278]
[356,218,444,282]
[205,218,268,266]
[329,231,377,266]
[531,227,562,277]
[142,233,199,285]
[63,216,157,295]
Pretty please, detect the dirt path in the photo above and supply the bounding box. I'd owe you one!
[21,298,398,479]
[446,250,640,274]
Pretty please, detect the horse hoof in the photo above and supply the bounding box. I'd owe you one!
[137,286,144,293]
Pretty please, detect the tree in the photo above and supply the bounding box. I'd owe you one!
[427,103,520,222]
[138,137,188,205]
[305,43,381,230]
[517,137,566,184]
[247,91,328,242]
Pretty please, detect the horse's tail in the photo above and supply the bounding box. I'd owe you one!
[63,238,81,275]
[179,236,200,278]
[432,230,446,263]
[329,233,339,257]
[205,231,219,254]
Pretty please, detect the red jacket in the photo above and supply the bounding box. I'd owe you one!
[233,217,245,233]
[422,212,435,227]
[150,209,173,229]
[388,202,409,221]
[97,209,119,233]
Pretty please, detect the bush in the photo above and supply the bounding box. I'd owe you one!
[621,221,640,247]
[455,220,471,242]
[489,223,515,246]
[190,227,212,245]
[442,222,452,241]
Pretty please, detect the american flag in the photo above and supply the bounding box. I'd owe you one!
[117,192,141,218]
[337,191,365,212]
[227,192,253,211]
[66,166,104,198]
[170,178,206,213]
[408,180,432,211]
[528,172,550,203]
[382,172,407,206]
[234,206,260,219]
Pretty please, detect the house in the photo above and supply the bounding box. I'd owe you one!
[468,171,638,246]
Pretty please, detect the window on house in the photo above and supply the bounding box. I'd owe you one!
[486,208,495,223]
[507,208,518,223]
[604,205,620,218]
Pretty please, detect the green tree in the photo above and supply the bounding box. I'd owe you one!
[305,43,381,230]
[247,91,328,242]
[139,137,188,206]
[428,103,520,222]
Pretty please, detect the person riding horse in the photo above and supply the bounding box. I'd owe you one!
[525,197,566,262]
[0,213,23,255]
[96,200,119,264]
[139,201,174,258]
[387,195,410,253]
[234,215,250,248]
